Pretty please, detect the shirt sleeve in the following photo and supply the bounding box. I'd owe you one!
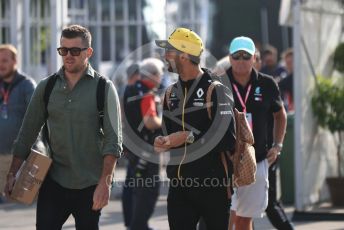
[23,78,36,107]
[140,93,157,117]
[102,80,123,157]
[269,78,284,113]
[12,79,46,159]
[210,84,236,153]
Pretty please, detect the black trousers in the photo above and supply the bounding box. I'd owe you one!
[168,183,229,230]
[266,160,294,230]
[122,162,160,230]
[122,164,135,227]
[36,176,101,230]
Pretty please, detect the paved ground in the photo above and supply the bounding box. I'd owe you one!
[1,167,344,230]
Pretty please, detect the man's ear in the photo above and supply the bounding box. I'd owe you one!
[179,53,189,63]
[87,47,93,58]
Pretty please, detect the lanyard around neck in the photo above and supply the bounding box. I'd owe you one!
[0,84,11,104]
[232,83,252,113]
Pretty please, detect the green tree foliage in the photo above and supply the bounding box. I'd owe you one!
[334,42,344,73]
[311,76,344,176]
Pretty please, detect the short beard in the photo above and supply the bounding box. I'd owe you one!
[167,59,181,74]
[64,63,87,74]
[0,69,15,82]
[65,67,81,74]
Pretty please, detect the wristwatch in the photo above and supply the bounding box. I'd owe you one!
[273,142,283,152]
[186,131,195,144]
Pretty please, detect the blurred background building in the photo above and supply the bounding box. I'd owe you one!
[0,0,210,81]
[0,0,290,81]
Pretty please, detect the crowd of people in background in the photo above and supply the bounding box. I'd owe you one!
[0,24,296,230]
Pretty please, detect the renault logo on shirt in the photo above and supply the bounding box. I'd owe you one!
[196,88,204,98]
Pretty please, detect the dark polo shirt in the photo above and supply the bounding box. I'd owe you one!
[227,67,283,162]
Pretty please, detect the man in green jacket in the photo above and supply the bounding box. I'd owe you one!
[4,25,122,230]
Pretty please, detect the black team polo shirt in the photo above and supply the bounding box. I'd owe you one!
[226,67,283,163]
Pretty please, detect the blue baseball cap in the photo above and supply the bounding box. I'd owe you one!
[229,36,255,55]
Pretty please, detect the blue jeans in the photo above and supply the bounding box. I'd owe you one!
[36,176,101,230]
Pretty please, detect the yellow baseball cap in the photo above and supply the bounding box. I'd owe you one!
[155,28,204,57]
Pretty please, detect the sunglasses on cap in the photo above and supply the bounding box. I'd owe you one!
[231,52,252,61]
[57,47,88,56]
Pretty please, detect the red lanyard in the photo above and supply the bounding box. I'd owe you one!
[232,83,252,113]
[0,86,10,104]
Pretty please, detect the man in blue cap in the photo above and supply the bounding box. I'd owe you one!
[226,36,287,230]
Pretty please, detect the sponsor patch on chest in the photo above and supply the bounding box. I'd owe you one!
[193,102,204,107]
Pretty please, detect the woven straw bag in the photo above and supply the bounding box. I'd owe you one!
[232,108,257,187]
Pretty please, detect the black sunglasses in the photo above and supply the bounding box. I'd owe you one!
[165,47,181,53]
[57,47,88,56]
[231,52,252,61]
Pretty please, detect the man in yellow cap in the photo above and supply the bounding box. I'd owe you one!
[155,28,236,229]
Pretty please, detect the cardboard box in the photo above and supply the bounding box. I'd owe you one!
[11,149,52,204]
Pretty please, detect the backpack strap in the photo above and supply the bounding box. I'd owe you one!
[164,85,174,110]
[208,80,233,196]
[43,74,58,119]
[43,74,58,154]
[221,151,232,198]
[206,81,222,120]
[96,76,107,129]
